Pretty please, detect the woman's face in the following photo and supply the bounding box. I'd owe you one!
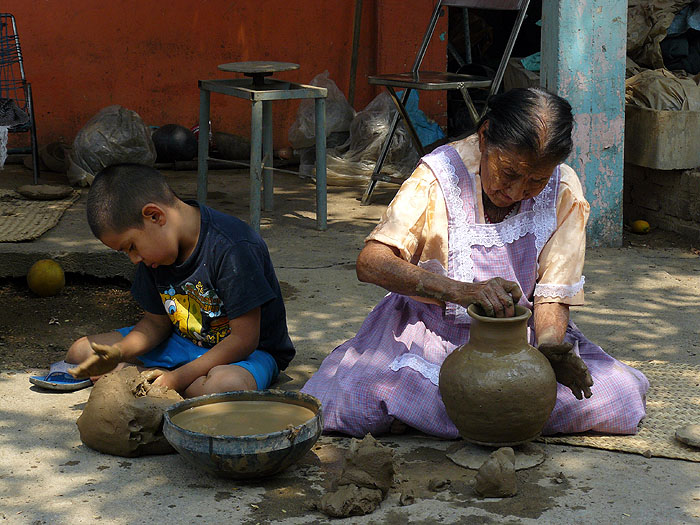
[478,129,558,208]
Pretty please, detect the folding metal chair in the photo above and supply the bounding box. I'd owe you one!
[0,13,39,183]
[361,0,530,205]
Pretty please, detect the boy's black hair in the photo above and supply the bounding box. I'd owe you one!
[86,163,178,238]
[477,87,574,165]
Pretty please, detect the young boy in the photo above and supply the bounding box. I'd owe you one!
[35,163,294,396]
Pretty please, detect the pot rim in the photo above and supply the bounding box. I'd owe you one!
[467,303,532,323]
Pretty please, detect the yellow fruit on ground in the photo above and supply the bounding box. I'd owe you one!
[630,220,651,234]
[27,259,65,297]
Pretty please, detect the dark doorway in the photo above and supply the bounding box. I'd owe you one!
[446,1,542,137]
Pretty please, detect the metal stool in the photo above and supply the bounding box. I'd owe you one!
[197,61,328,232]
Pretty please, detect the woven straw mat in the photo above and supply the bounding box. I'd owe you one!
[0,189,79,242]
[538,360,700,462]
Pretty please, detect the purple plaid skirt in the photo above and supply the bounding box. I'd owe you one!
[301,293,649,438]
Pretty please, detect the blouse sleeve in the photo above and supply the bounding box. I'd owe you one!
[534,164,590,306]
[365,164,437,263]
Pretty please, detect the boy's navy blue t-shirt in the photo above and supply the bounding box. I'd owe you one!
[130,202,295,370]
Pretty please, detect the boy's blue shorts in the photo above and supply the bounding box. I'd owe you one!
[114,326,279,390]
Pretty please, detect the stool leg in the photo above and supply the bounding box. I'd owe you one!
[386,87,424,156]
[197,89,210,204]
[360,108,400,206]
[26,83,40,185]
[314,97,327,231]
[458,84,480,127]
[361,88,416,206]
[250,100,263,232]
[361,178,379,206]
[262,100,273,211]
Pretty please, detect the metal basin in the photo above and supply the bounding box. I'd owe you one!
[163,390,323,480]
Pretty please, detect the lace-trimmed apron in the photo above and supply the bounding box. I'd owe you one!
[302,145,649,438]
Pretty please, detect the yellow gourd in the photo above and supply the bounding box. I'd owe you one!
[27,259,65,297]
[630,220,650,234]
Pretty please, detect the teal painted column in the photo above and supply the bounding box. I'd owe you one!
[541,0,626,247]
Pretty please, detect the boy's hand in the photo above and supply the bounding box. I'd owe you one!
[68,342,122,379]
[144,369,182,392]
[141,369,164,383]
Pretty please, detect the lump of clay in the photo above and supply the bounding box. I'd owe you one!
[317,484,383,518]
[428,478,451,492]
[675,425,700,449]
[474,447,517,498]
[336,433,395,495]
[76,367,183,457]
[318,434,395,518]
[399,488,415,506]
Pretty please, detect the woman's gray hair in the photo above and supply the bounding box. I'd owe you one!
[477,87,574,164]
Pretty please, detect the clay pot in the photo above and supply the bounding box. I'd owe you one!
[439,304,557,446]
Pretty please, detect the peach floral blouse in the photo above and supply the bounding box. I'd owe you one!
[366,135,590,305]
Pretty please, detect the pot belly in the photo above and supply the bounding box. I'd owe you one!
[439,346,557,446]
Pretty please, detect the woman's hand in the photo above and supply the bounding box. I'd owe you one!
[358,241,524,317]
[458,277,523,318]
[68,342,122,379]
[539,342,593,400]
[535,307,593,400]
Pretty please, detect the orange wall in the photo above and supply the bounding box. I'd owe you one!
[6,1,446,148]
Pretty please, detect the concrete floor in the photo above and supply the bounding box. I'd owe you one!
[1,164,699,524]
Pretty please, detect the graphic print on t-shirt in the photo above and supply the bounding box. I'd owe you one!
[161,281,230,346]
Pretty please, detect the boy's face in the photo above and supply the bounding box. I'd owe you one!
[100,213,179,268]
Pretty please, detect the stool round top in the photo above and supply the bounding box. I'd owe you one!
[218,61,300,74]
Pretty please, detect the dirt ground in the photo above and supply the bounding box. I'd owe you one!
[0,276,313,370]
[2,165,698,524]
[0,226,697,371]
[0,277,142,369]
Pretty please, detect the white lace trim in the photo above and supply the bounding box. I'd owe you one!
[469,210,536,247]
[426,153,473,288]
[389,353,441,386]
[429,152,473,324]
[467,173,557,253]
[534,276,585,298]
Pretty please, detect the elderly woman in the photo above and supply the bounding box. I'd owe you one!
[302,87,649,439]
